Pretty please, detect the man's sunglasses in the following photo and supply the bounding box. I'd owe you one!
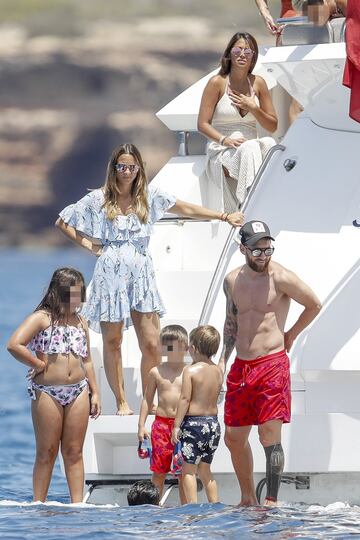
[246,247,274,257]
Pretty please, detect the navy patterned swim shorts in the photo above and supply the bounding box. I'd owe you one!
[179,415,221,465]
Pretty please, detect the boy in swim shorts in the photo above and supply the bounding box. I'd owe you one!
[138,325,188,504]
[172,325,223,504]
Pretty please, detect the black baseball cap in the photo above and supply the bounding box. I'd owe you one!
[240,220,274,248]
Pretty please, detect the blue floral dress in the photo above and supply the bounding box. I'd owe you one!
[59,184,176,332]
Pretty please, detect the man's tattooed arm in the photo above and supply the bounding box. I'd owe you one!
[218,276,238,372]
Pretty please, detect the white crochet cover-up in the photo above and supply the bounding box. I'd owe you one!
[205,77,275,211]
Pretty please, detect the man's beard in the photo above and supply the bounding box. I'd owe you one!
[247,257,270,273]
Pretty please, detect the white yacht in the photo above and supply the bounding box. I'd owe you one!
[76,17,360,506]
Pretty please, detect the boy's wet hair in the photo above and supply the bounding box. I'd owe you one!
[160,325,188,348]
[127,479,160,506]
[189,325,220,358]
[34,267,86,323]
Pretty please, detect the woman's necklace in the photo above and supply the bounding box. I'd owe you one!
[229,75,252,117]
[229,75,251,96]
[116,195,133,216]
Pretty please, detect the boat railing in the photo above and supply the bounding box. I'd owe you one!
[177,130,190,156]
[177,129,207,156]
[280,16,346,46]
[198,143,286,326]
[339,19,346,42]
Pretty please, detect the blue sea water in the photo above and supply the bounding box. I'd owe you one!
[1,248,360,539]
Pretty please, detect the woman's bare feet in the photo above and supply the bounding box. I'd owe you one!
[116,401,134,416]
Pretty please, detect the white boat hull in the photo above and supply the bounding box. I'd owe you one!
[77,37,360,506]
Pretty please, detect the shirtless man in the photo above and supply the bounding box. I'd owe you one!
[138,324,188,503]
[221,220,321,506]
[172,325,223,504]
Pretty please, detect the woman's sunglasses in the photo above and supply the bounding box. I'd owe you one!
[231,47,254,57]
[115,163,139,173]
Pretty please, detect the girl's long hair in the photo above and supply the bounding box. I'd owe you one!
[103,143,149,223]
[219,32,258,76]
[34,267,86,323]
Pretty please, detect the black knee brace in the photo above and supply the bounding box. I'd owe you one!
[264,443,284,502]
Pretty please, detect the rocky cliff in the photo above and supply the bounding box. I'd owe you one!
[0,6,267,246]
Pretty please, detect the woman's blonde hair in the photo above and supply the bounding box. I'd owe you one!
[189,325,220,358]
[103,143,149,223]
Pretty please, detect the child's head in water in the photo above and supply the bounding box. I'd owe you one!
[34,267,86,322]
[127,479,160,506]
[160,325,188,362]
[189,325,220,361]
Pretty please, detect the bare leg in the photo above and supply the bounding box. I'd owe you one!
[222,165,231,178]
[198,461,218,503]
[31,391,63,502]
[181,462,198,503]
[101,321,133,415]
[289,98,303,124]
[178,476,187,505]
[151,472,166,499]
[225,425,258,506]
[258,419,283,506]
[131,311,161,395]
[61,389,90,503]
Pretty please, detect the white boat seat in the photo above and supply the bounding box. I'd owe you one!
[281,22,332,46]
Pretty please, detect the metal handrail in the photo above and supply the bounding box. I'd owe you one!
[198,143,285,325]
[177,131,189,156]
[340,19,346,43]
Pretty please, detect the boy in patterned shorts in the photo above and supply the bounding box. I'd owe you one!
[172,326,223,504]
[138,325,188,504]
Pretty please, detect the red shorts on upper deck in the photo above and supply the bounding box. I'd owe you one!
[280,0,297,18]
[224,349,291,427]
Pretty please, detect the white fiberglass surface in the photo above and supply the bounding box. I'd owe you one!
[206,118,360,373]
[156,55,276,132]
[200,118,360,479]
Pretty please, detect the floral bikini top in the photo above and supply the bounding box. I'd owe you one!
[29,319,88,358]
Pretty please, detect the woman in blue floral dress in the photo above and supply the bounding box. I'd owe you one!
[56,143,244,415]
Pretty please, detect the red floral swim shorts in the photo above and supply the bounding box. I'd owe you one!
[224,349,291,427]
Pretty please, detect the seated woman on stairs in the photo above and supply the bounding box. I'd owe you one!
[198,32,278,212]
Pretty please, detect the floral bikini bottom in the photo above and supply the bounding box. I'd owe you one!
[28,378,88,407]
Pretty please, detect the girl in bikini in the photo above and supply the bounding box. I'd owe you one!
[7,267,101,503]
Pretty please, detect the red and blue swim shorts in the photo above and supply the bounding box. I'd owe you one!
[150,415,175,474]
[224,349,291,427]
